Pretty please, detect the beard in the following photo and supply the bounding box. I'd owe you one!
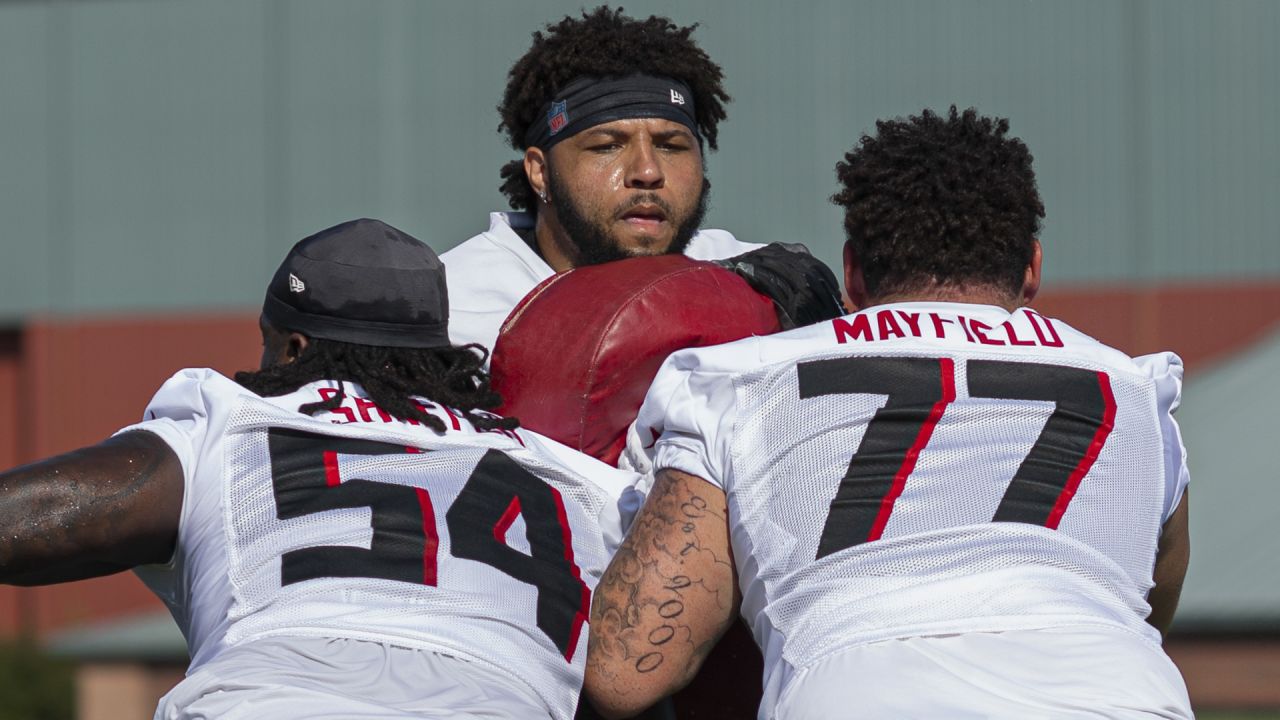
[545,165,710,267]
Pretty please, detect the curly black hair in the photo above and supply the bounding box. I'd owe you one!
[831,106,1045,300]
[497,6,731,212]
[234,339,518,434]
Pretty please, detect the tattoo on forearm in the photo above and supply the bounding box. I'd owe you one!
[589,472,736,696]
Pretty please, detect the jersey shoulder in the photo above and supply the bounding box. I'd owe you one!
[683,228,764,261]
[518,430,641,501]
[441,213,551,351]
[1131,351,1186,413]
[661,305,1184,396]
[663,316,846,376]
[1023,309,1183,381]
[442,213,549,301]
[141,367,252,423]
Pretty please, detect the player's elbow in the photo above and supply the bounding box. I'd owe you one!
[581,666,672,720]
[584,695,651,720]
[582,635,692,720]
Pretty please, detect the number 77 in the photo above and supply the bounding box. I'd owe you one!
[796,356,1115,559]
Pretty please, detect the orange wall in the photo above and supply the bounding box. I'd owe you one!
[1,313,259,636]
[21,313,261,460]
[0,331,19,471]
[0,333,20,635]
[1035,280,1280,373]
[1166,638,1280,708]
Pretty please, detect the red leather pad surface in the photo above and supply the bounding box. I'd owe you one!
[491,255,780,466]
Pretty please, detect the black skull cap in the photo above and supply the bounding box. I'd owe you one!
[262,218,449,348]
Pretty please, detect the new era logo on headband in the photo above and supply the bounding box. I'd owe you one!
[548,100,569,135]
[670,89,686,105]
[289,273,306,293]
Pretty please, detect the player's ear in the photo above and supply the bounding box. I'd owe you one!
[283,332,310,365]
[1020,239,1043,306]
[260,318,302,370]
[843,240,869,310]
[523,146,549,204]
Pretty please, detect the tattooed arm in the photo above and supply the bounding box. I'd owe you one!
[584,468,739,719]
[0,431,182,585]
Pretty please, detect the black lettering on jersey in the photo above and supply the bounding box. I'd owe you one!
[265,431,589,661]
[967,360,1115,528]
[446,450,590,660]
[267,428,431,586]
[796,357,1115,559]
[798,356,955,557]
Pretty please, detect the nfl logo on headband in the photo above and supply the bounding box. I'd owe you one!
[548,100,569,136]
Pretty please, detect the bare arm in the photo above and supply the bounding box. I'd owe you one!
[584,468,739,719]
[1147,490,1189,637]
[0,430,183,585]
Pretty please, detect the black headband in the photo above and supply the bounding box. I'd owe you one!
[524,74,700,150]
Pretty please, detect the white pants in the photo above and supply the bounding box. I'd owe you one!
[156,636,550,719]
[774,627,1193,720]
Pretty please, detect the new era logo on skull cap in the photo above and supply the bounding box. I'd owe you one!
[670,89,686,105]
[288,273,306,293]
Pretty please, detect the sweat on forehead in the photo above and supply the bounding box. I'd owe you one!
[523,74,700,151]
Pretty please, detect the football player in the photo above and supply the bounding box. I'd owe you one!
[0,219,639,720]
[584,108,1194,719]
[442,7,842,355]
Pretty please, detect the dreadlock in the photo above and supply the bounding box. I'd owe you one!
[497,6,731,212]
[234,339,518,434]
[831,106,1045,300]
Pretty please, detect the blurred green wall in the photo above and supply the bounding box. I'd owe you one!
[1,0,1277,320]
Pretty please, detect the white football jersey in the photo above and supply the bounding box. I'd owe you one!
[442,211,763,355]
[122,369,640,720]
[632,301,1189,717]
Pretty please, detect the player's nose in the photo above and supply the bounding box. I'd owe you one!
[623,139,664,190]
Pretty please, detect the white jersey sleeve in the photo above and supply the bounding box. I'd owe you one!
[633,343,753,489]
[443,213,552,351]
[1134,352,1190,521]
[682,228,764,262]
[114,368,247,629]
[116,367,219,478]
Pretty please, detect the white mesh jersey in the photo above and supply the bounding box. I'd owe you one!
[442,211,762,354]
[631,301,1190,717]
[122,368,640,720]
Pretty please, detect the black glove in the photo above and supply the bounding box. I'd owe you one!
[716,242,846,329]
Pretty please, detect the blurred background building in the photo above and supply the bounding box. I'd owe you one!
[0,0,1277,717]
